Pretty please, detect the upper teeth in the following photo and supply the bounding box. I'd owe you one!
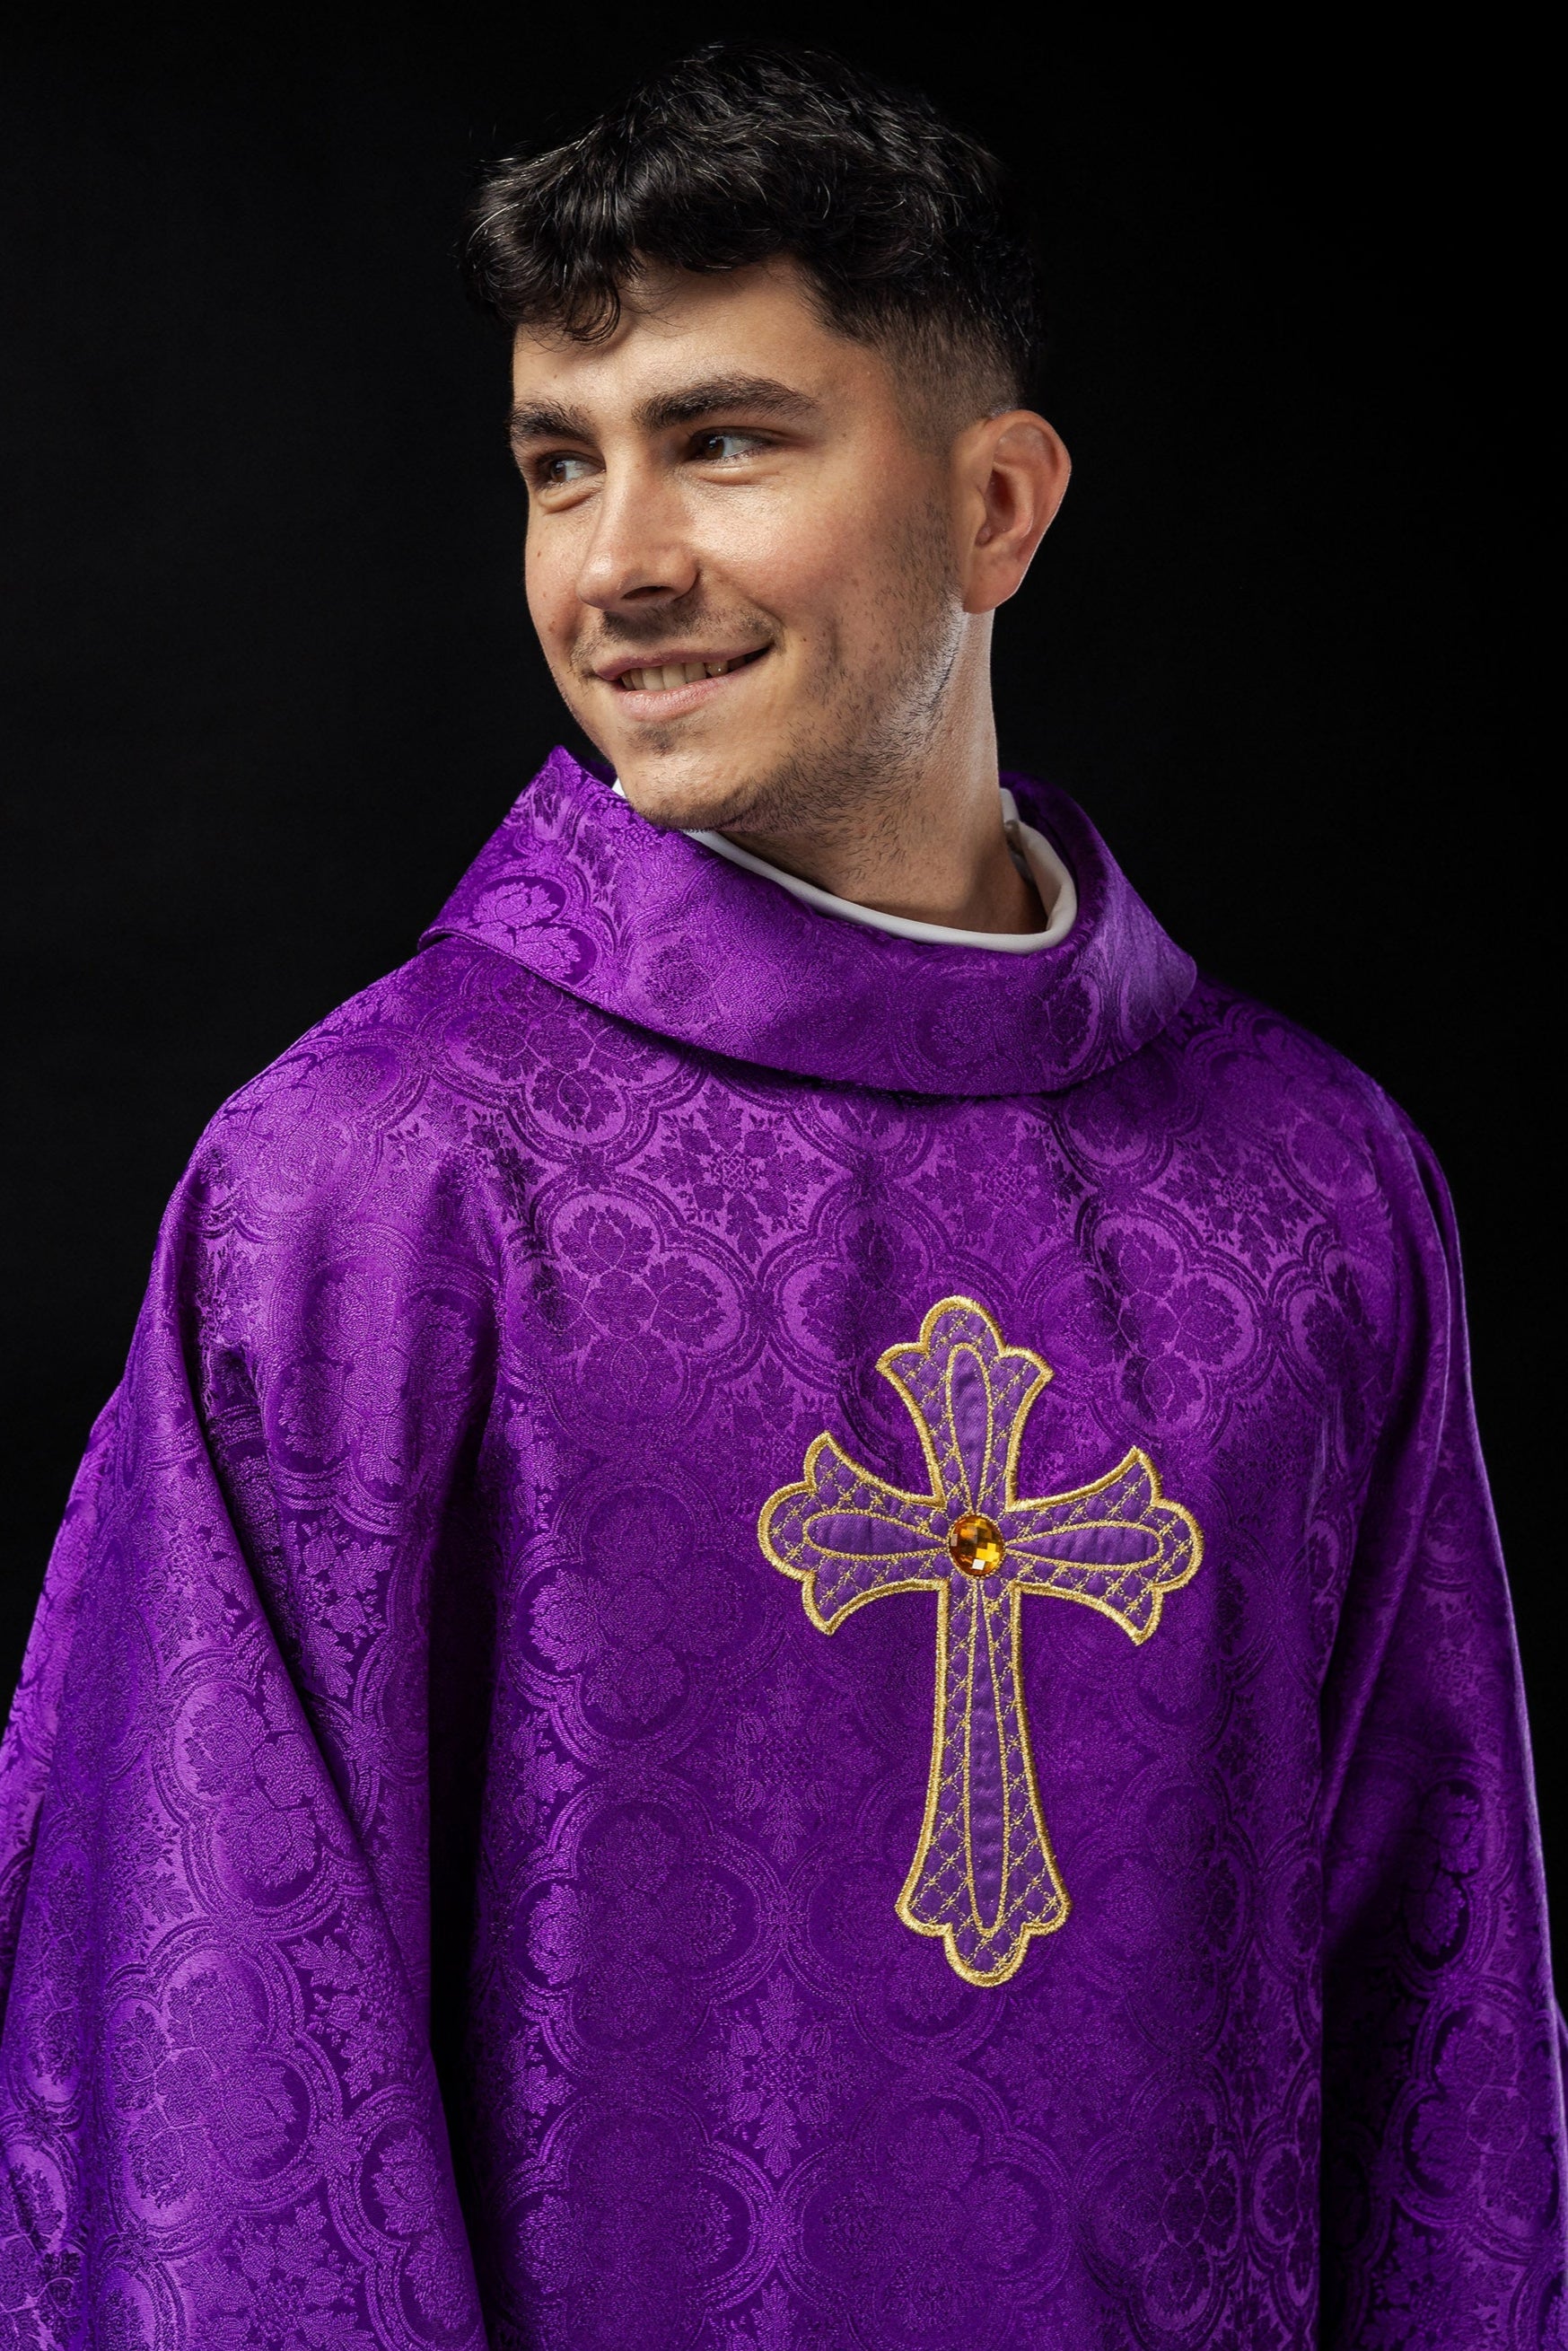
[620,657,747,690]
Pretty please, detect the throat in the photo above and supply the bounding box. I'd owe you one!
[721,812,1047,938]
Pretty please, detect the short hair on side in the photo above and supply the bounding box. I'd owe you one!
[461,44,1043,424]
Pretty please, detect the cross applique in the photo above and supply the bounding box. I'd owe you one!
[758,1296,1204,1987]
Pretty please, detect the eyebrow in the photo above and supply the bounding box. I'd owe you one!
[508,373,817,450]
[637,373,817,431]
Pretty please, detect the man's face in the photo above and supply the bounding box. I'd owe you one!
[510,259,967,836]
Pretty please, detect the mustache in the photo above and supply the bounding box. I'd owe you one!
[573,596,774,669]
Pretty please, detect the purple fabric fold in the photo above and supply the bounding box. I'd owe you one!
[3,755,1561,2347]
[421,748,1196,1095]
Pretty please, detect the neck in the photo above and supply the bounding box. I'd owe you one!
[718,627,1044,935]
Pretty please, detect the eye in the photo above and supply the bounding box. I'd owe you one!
[691,430,766,463]
[536,452,596,487]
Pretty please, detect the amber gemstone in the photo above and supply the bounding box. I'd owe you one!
[948,1512,1005,1577]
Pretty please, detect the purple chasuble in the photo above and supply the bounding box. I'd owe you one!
[3,747,1563,2348]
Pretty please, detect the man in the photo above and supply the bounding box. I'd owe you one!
[1,40,1560,2349]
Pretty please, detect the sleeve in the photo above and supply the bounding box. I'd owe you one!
[0,1129,492,2348]
[1319,1117,1567,2346]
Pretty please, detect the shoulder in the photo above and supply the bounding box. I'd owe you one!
[158,936,583,1289]
[1152,972,1435,1209]
[195,936,577,1171]
[1097,976,1455,1392]
[127,940,556,1475]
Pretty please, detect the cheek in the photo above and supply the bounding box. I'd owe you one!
[709,479,906,639]
[523,532,575,659]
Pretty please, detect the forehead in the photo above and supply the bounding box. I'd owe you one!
[508,257,896,422]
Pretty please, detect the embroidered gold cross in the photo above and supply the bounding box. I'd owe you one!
[758,1296,1203,1987]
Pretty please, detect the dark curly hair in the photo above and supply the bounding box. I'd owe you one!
[460,45,1042,420]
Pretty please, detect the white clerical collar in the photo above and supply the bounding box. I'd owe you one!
[611,781,1077,953]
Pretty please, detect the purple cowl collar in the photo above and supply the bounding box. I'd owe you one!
[423,746,1195,1095]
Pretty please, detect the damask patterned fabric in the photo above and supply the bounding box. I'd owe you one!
[2,746,1562,2347]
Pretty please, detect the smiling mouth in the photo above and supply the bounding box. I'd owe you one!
[614,647,766,692]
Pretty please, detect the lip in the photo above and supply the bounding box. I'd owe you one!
[592,645,772,721]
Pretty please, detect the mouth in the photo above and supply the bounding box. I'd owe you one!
[596,645,770,715]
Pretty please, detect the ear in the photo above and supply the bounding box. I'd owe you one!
[953,411,1071,615]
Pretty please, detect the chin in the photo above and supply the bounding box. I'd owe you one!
[612,750,767,836]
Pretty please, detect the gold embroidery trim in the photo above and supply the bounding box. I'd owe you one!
[758,1295,1204,1987]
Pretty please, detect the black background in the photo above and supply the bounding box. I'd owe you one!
[3,16,1555,1951]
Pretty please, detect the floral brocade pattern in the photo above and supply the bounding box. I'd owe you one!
[1,750,1563,2347]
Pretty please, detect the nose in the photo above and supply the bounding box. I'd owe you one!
[574,458,699,613]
